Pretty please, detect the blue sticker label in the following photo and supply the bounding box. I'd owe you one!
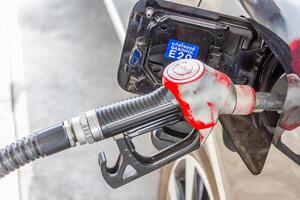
[164,39,200,60]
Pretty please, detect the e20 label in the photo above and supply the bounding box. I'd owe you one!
[164,39,200,60]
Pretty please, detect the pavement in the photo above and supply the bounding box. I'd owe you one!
[16,0,159,199]
[0,1,23,199]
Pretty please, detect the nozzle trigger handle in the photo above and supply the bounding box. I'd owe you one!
[98,129,200,188]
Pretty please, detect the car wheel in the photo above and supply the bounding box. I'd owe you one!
[159,154,216,200]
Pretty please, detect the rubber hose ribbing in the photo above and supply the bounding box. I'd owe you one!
[0,123,70,179]
[97,87,179,137]
[0,133,43,178]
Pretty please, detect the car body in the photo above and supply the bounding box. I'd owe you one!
[109,0,300,199]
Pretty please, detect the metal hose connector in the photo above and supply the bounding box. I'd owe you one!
[0,133,43,178]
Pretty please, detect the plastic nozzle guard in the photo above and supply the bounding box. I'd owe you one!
[162,59,256,130]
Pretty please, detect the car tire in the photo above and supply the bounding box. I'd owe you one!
[159,150,220,200]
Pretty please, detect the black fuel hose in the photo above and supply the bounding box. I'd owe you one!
[0,123,70,178]
[0,87,181,178]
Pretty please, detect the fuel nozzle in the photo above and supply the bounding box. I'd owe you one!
[162,59,285,131]
[0,59,285,186]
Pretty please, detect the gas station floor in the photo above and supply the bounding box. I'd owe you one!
[17,0,159,199]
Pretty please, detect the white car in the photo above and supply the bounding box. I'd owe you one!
[108,0,300,199]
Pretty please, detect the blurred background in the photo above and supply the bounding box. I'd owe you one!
[0,0,198,199]
[15,0,144,200]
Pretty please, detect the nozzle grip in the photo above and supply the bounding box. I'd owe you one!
[97,87,180,139]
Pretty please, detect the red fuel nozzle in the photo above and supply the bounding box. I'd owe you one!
[162,59,256,131]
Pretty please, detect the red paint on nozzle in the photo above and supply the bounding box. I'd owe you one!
[163,77,216,130]
[233,85,256,115]
[213,69,231,87]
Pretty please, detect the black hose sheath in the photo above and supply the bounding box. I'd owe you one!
[0,123,70,178]
[97,87,179,138]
